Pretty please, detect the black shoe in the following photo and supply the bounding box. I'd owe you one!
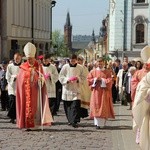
[68,123,71,126]
[72,123,78,128]
[96,126,100,129]
[53,112,57,116]
[25,129,32,131]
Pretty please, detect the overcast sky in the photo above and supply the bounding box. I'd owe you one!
[52,0,109,36]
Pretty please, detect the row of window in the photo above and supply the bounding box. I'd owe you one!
[136,0,145,3]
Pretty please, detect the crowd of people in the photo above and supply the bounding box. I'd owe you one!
[0,42,150,149]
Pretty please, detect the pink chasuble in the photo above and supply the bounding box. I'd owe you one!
[87,69,115,119]
[131,68,148,103]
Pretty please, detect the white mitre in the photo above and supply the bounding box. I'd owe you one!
[24,42,36,58]
[147,58,150,64]
[141,45,150,63]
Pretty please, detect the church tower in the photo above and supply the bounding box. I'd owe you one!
[91,29,96,44]
[64,12,72,51]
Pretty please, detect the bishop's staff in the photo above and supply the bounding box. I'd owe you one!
[38,65,44,131]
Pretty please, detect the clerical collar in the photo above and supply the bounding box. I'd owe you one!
[69,63,77,67]
[96,67,104,71]
[43,63,50,67]
[13,61,21,66]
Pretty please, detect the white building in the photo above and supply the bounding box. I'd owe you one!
[108,0,132,60]
[132,0,150,52]
[108,0,150,60]
[0,0,53,61]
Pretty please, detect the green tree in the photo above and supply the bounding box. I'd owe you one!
[52,30,69,57]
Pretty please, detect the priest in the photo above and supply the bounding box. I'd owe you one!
[87,58,115,129]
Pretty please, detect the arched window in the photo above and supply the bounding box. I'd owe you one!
[136,0,145,3]
[136,24,144,43]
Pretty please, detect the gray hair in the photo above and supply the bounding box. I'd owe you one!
[129,66,136,72]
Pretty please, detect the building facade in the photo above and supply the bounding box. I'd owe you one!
[132,0,150,52]
[109,0,133,59]
[0,0,53,61]
[108,0,150,60]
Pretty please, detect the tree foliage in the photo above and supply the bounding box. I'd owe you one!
[52,30,69,57]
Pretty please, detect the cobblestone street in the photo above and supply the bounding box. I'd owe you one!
[0,103,140,150]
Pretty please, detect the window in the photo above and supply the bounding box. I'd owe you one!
[136,0,145,3]
[136,24,144,43]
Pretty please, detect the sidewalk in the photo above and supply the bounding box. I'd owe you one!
[111,103,140,150]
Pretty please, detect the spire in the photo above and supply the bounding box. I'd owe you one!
[65,11,71,26]
[91,29,96,43]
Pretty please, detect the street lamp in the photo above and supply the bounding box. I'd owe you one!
[31,0,34,43]
[50,0,56,52]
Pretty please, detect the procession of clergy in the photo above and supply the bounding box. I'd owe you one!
[1,42,150,150]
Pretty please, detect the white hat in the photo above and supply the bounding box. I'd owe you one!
[24,42,36,58]
[147,58,150,64]
[141,45,150,63]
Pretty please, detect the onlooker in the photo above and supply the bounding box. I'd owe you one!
[123,56,132,68]
[123,66,136,110]
[135,61,143,70]
[0,61,9,111]
[116,62,128,105]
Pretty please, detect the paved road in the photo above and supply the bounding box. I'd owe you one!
[0,103,140,150]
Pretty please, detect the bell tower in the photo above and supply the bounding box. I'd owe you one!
[64,12,72,51]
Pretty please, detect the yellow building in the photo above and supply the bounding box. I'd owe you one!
[0,0,54,61]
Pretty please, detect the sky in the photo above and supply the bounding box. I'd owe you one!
[52,0,109,36]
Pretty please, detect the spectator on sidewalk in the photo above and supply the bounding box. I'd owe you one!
[6,53,22,124]
[135,61,143,70]
[116,62,128,105]
[123,56,132,68]
[123,66,136,110]
[0,61,9,111]
[87,58,115,129]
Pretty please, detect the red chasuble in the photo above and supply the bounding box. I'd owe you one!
[16,61,53,129]
[87,69,115,119]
